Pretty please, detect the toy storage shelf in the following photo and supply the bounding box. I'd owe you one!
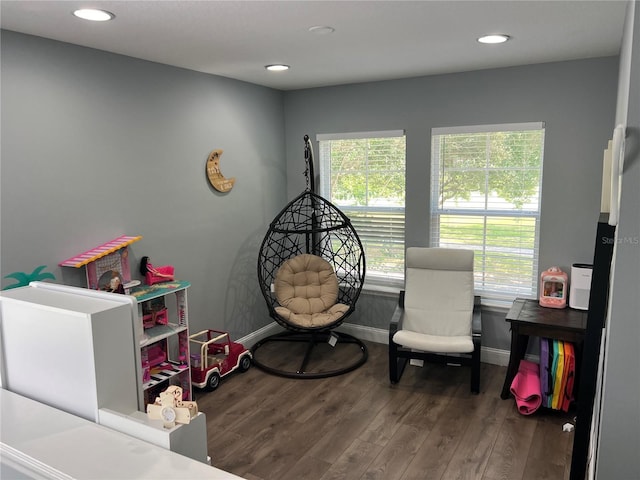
[129,281,192,410]
[130,280,191,303]
[143,362,190,390]
[141,324,188,347]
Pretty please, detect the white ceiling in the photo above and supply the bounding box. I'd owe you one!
[0,0,628,91]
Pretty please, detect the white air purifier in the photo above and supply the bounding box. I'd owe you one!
[569,263,593,310]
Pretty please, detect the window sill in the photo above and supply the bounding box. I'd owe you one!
[480,299,512,313]
[360,284,519,311]
[361,283,401,298]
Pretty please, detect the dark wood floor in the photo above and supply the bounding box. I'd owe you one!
[196,340,575,480]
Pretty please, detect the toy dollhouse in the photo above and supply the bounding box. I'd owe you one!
[539,266,569,309]
[59,235,142,291]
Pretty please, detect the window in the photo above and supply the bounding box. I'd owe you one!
[318,131,406,289]
[430,123,545,301]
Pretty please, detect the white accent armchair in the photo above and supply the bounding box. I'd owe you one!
[389,247,482,393]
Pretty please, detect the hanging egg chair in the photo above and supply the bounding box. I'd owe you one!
[253,135,367,378]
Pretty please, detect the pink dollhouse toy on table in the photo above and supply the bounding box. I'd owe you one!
[59,235,142,291]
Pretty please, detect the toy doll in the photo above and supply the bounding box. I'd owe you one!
[139,256,175,285]
[105,270,125,294]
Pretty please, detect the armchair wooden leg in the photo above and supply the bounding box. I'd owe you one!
[390,357,408,384]
[398,356,408,382]
[470,341,481,394]
[389,341,398,383]
[389,342,408,384]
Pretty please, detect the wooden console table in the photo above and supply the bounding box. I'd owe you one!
[500,298,587,400]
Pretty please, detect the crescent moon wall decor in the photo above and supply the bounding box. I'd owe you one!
[206,149,236,192]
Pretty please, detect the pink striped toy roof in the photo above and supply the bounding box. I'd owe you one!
[59,235,142,268]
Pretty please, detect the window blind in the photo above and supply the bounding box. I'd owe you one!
[430,123,545,300]
[318,132,406,287]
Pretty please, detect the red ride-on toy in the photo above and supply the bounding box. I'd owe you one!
[189,329,252,391]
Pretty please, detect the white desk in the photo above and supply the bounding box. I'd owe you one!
[0,389,243,479]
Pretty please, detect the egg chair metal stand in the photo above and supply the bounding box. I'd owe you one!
[253,135,368,379]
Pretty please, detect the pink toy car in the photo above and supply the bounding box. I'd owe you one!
[189,329,252,391]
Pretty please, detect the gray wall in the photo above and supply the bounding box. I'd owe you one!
[0,30,287,339]
[0,31,621,354]
[284,57,619,350]
[597,2,640,478]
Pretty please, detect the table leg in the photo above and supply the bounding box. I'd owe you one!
[500,328,530,399]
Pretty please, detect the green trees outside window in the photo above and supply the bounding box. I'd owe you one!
[431,124,545,300]
[319,134,406,286]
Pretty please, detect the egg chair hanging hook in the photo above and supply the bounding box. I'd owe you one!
[304,134,316,193]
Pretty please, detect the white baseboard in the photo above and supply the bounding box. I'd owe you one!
[479,346,509,366]
[335,322,389,344]
[237,322,284,347]
[240,321,538,368]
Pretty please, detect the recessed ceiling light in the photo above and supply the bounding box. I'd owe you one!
[73,9,115,22]
[265,64,290,72]
[308,26,335,35]
[477,34,510,44]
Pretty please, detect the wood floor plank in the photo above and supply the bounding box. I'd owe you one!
[199,340,574,480]
[213,419,289,478]
[241,382,364,479]
[247,416,335,479]
[307,384,400,463]
[280,378,340,424]
[278,454,332,480]
[226,377,321,437]
[399,385,458,431]
[305,404,374,463]
[296,383,360,425]
[358,390,422,447]
[223,395,290,438]
[208,428,248,470]
[319,438,383,480]
[439,365,512,480]
[361,423,431,480]
[398,405,472,480]
[242,474,265,480]
[201,387,265,427]
[482,407,538,480]
[522,414,574,480]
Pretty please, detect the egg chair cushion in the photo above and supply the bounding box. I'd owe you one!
[274,254,349,329]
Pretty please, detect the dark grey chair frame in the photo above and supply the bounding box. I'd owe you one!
[389,292,482,394]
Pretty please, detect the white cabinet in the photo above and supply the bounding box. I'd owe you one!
[0,281,209,464]
[129,281,192,409]
[0,281,195,415]
[1,390,238,479]
[98,408,209,464]
[0,282,139,421]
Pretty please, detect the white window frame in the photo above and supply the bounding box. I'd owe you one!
[430,122,545,303]
[317,130,406,291]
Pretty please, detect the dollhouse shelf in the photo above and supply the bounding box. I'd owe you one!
[129,280,191,302]
[143,362,190,390]
[131,282,191,347]
[141,324,188,347]
[129,280,192,410]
